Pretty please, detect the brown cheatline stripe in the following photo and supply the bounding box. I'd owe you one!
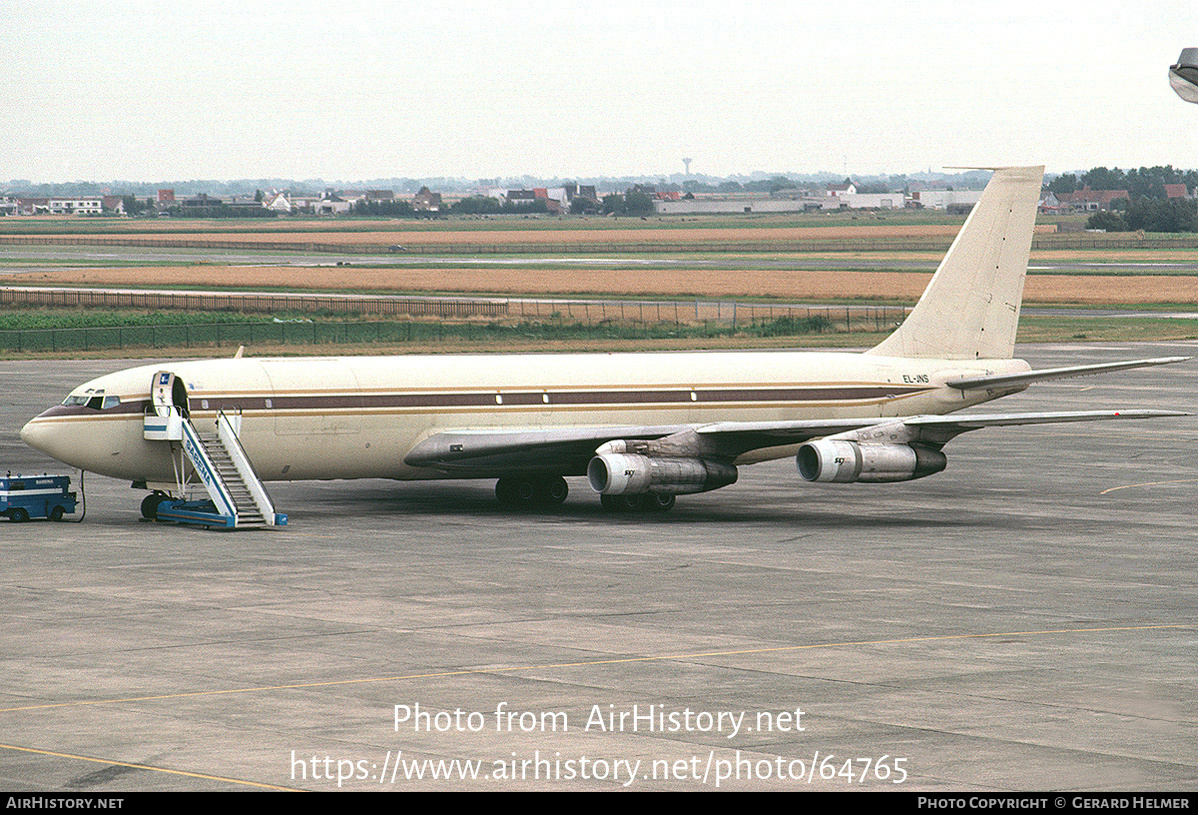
[37,385,933,418]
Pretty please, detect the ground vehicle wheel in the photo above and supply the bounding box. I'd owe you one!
[141,493,166,520]
[9,507,29,523]
[49,505,65,522]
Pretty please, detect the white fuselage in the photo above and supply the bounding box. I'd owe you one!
[20,350,1029,484]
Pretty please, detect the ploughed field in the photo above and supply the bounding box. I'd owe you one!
[11,264,1198,305]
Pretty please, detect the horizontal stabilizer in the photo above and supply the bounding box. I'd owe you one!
[946,357,1189,390]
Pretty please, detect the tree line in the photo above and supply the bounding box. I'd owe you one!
[1047,166,1198,233]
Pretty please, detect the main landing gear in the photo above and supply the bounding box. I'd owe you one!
[493,477,678,513]
[495,476,569,507]
[599,493,676,513]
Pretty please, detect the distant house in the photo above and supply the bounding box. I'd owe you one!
[826,180,857,196]
[314,192,353,215]
[1056,185,1128,212]
[1039,192,1062,214]
[412,186,442,212]
[504,189,538,205]
[17,198,48,215]
[266,193,291,213]
[1164,183,1190,199]
[559,183,599,203]
[101,195,125,215]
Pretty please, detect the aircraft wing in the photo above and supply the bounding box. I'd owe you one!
[404,410,1189,475]
[404,424,692,475]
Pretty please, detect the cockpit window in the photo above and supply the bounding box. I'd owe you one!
[61,394,121,410]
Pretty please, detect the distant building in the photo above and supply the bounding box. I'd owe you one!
[412,186,442,212]
[157,189,175,204]
[314,191,353,215]
[1055,186,1129,212]
[17,197,49,215]
[48,197,103,214]
[266,192,291,213]
[909,189,983,212]
[181,194,222,210]
[1039,192,1063,214]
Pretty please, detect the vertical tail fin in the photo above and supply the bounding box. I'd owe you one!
[866,165,1044,360]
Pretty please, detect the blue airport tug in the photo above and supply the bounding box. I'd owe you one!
[1,474,78,522]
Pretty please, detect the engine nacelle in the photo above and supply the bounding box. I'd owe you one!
[797,440,947,483]
[587,453,738,495]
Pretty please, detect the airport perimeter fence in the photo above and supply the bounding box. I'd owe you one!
[4,233,1198,254]
[0,286,508,318]
[0,303,910,353]
[0,285,908,328]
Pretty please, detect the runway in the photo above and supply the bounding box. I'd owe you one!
[0,344,1196,790]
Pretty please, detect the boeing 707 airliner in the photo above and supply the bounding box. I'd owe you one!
[19,166,1188,518]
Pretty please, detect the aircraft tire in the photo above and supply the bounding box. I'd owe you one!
[537,476,568,505]
[647,493,676,512]
[600,493,645,512]
[496,477,539,506]
[498,476,568,507]
[495,478,518,505]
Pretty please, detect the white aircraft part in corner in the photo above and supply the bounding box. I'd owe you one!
[19,166,1190,518]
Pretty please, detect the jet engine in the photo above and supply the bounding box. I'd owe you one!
[797,440,946,483]
[587,453,737,495]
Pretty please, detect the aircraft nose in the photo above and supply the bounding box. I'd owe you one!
[20,411,73,464]
[20,414,53,455]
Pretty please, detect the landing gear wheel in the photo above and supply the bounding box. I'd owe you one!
[600,493,645,512]
[496,477,568,508]
[600,493,676,512]
[496,477,536,506]
[495,478,517,505]
[539,476,568,505]
[141,493,166,520]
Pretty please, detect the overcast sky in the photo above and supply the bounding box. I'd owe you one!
[5,0,1197,183]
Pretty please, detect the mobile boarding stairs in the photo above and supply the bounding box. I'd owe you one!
[143,371,286,529]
